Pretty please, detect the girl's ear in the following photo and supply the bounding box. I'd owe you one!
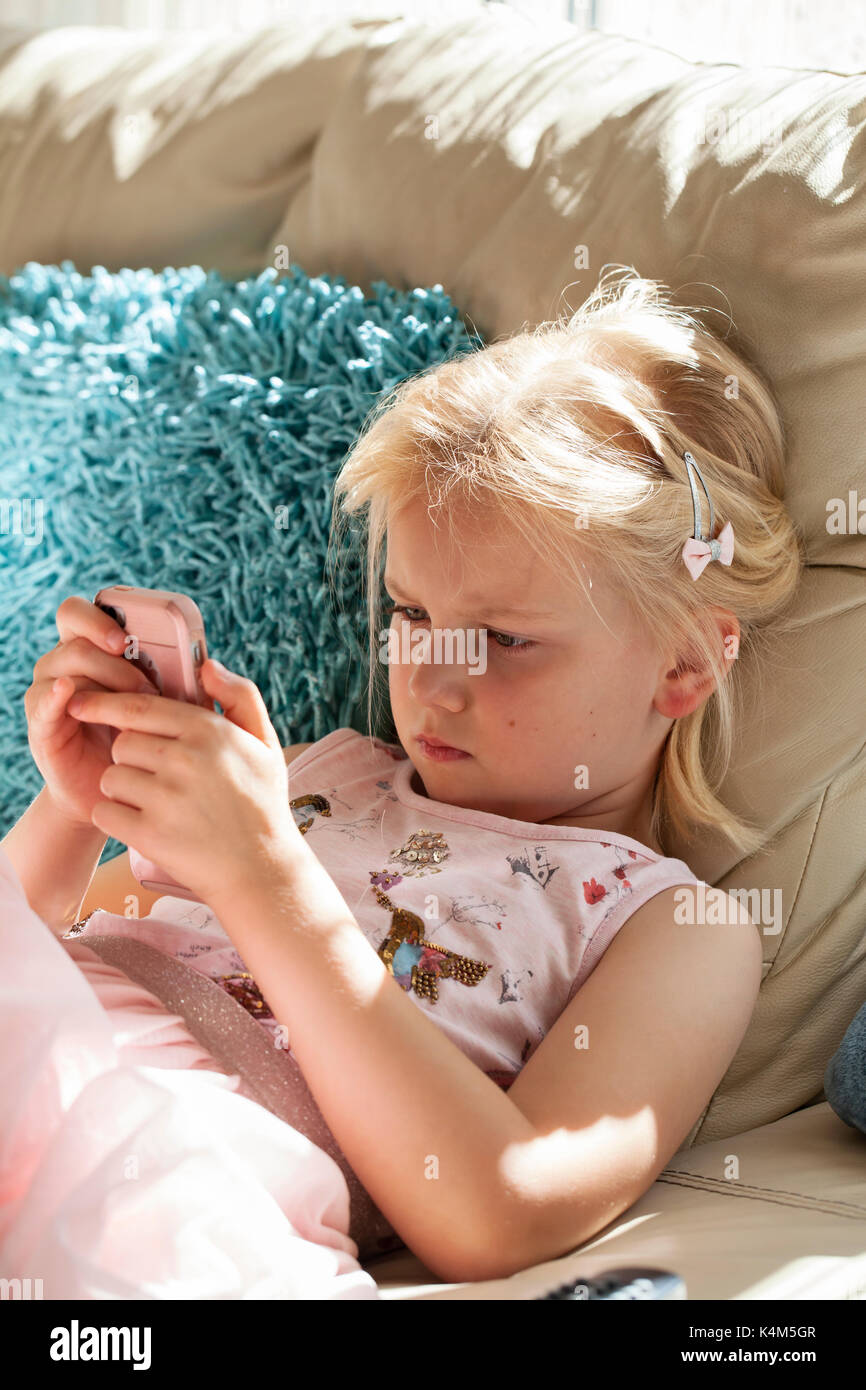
[654,610,736,719]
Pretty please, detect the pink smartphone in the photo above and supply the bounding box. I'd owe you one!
[94,585,214,902]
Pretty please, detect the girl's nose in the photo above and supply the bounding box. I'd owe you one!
[408,660,468,710]
[405,631,473,708]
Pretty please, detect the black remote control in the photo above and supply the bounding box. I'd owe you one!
[538,1266,686,1300]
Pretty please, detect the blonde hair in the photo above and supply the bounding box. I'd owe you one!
[327,265,805,859]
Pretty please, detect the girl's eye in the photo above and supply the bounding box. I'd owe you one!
[383,604,536,655]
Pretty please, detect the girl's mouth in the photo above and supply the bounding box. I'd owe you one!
[416,736,471,762]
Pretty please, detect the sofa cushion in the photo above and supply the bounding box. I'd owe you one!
[0,259,478,862]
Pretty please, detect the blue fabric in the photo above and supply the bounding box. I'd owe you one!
[824,999,866,1135]
[0,260,481,865]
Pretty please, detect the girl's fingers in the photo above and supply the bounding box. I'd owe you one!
[41,677,107,725]
[199,660,282,752]
[37,678,76,731]
[39,676,68,717]
[51,676,78,709]
[29,678,77,745]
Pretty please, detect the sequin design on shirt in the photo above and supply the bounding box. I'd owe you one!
[214,971,275,1022]
[369,870,492,1003]
[290,793,332,835]
[166,910,279,1030]
[388,828,450,876]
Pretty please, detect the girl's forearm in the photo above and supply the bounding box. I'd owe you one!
[207,842,537,1284]
[1,786,108,933]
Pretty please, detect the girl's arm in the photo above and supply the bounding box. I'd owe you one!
[207,843,537,1285]
[1,786,108,933]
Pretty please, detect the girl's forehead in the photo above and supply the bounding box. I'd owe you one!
[387,523,549,595]
[388,499,542,565]
[387,501,583,581]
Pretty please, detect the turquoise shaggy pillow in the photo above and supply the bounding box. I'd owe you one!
[0,260,480,865]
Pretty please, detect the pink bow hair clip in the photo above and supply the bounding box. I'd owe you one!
[680,450,735,581]
[681,520,735,580]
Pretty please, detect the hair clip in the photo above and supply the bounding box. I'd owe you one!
[680,450,735,580]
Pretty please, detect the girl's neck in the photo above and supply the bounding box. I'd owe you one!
[409,768,664,854]
[546,807,663,855]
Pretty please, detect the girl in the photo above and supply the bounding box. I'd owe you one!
[0,267,804,1299]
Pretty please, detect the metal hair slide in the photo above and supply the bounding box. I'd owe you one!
[680,450,735,580]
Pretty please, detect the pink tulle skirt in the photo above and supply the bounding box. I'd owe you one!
[0,846,379,1300]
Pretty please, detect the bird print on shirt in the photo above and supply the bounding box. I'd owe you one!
[498,966,535,1004]
[368,855,493,1003]
[441,892,509,933]
[506,844,560,889]
[372,894,492,1004]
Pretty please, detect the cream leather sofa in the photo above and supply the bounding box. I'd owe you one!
[1,7,864,1300]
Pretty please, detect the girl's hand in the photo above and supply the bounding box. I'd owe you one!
[64,659,305,907]
[25,596,159,829]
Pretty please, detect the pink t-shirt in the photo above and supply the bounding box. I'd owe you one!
[279,728,704,1085]
[78,727,700,1077]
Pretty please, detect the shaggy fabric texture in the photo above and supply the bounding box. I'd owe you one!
[0,260,480,864]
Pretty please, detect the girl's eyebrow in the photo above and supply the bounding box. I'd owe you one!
[383,572,556,621]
